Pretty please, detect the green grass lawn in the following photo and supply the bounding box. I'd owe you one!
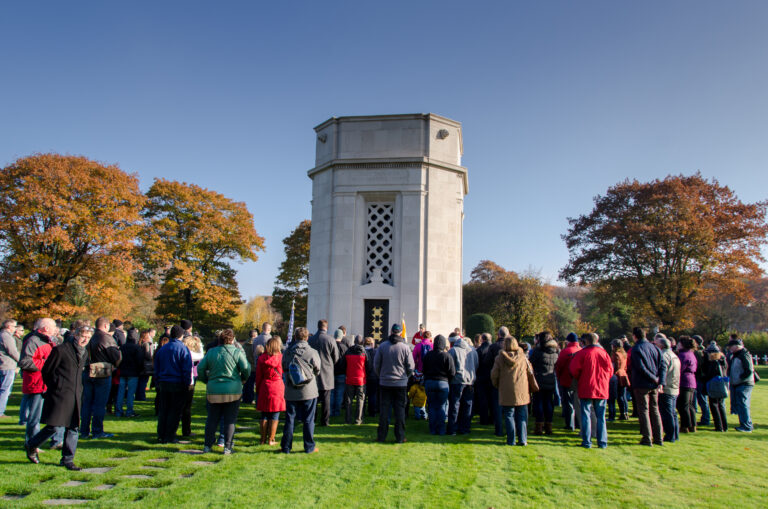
[1,368,767,508]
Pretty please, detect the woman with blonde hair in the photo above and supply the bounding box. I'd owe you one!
[180,335,204,437]
[491,335,531,446]
[255,336,286,445]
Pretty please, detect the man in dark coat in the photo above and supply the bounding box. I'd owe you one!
[81,317,122,439]
[26,325,92,470]
[308,319,339,426]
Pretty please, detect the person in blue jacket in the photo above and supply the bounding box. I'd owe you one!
[153,325,192,444]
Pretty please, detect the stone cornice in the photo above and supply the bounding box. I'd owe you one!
[308,157,468,195]
[314,113,461,132]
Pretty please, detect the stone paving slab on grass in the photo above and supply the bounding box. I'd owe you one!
[191,461,215,466]
[123,474,153,479]
[81,467,113,474]
[42,499,89,505]
[93,484,115,491]
[62,480,87,487]
[147,457,169,463]
[179,449,204,455]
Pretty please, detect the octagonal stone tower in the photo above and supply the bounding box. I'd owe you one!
[306,113,468,341]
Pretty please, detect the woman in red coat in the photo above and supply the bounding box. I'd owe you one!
[255,337,286,445]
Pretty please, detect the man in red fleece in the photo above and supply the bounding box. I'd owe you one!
[570,333,614,449]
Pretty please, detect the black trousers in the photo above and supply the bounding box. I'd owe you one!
[181,385,195,436]
[317,389,331,426]
[157,382,186,442]
[378,386,407,442]
[474,378,492,424]
[205,400,240,448]
[29,425,79,464]
[367,380,379,417]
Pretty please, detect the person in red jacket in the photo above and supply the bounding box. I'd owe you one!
[19,318,59,447]
[343,335,369,425]
[554,333,582,431]
[570,333,614,449]
[255,337,286,446]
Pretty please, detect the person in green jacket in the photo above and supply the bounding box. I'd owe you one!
[197,329,251,454]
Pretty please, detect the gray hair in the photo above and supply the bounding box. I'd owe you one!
[656,336,671,350]
[498,326,510,338]
[2,319,17,330]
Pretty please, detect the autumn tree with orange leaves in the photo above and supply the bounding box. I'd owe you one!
[560,173,768,329]
[140,179,264,331]
[0,154,145,322]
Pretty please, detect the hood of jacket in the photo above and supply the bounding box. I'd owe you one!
[452,337,470,351]
[262,352,281,368]
[434,335,447,352]
[347,344,365,356]
[388,333,404,345]
[500,348,524,366]
[543,339,559,353]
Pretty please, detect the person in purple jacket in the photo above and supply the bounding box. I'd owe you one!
[676,336,698,433]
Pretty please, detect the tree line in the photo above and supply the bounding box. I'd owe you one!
[0,154,264,334]
[2,156,766,346]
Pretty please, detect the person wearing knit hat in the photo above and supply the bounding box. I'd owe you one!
[703,342,729,432]
[728,336,755,432]
[566,332,579,343]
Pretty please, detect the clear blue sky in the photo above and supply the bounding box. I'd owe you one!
[2,1,767,298]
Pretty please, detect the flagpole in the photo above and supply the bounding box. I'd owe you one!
[287,299,295,344]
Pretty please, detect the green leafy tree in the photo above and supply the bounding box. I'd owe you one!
[549,297,580,339]
[465,313,495,339]
[272,220,310,332]
[140,179,264,333]
[464,260,551,339]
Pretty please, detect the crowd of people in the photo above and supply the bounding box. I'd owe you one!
[0,315,759,469]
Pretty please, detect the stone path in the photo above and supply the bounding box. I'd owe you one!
[10,452,222,504]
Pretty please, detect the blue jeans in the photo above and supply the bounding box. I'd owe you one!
[425,380,450,435]
[447,384,474,434]
[116,377,139,416]
[580,398,607,448]
[695,386,710,425]
[501,405,528,445]
[414,406,426,420]
[0,369,15,415]
[331,375,345,417]
[658,393,679,442]
[81,374,112,435]
[732,384,753,431]
[22,393,44,444]
[281,398,317,453]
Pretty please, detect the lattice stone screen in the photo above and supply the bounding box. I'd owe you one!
[365,202,394,285]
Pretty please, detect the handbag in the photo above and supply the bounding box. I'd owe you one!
[87,343,113,378]
[526,361,540,393]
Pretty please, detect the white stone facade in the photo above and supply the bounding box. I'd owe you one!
[306,114,467,340]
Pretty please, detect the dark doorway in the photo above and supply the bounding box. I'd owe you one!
[364,299,389,344]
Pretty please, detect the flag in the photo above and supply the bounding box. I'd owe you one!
[287,299,295,344]
[400,313,407,340]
